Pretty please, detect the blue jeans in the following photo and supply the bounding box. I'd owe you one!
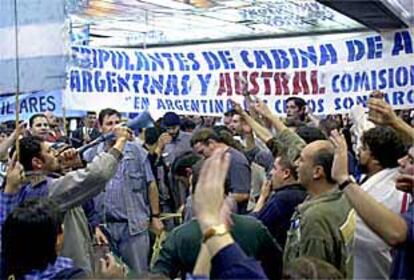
[107,222,149,275]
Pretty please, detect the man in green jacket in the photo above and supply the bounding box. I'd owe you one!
[153,159,282,279]
[284,140,355,278]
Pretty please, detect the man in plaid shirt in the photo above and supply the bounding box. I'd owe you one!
[0,125,130,275]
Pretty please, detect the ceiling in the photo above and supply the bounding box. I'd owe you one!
[67,0,370,47]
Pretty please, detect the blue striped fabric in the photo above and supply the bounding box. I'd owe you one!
[0,0,66,94]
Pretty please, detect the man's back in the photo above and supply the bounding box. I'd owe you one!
[226,147,252,214]
[284,190,355,278]
[153,214,282,279]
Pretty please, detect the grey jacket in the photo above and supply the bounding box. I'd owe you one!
[0,148,122,275]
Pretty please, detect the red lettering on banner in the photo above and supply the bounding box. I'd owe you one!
[215,70,325,96]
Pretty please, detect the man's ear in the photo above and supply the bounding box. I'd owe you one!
[207,139,215,146]
[185,167,192,178]
[313,166,324,180]
[31,157,43,170]
[282,168,291,180]
[371,158,381,169]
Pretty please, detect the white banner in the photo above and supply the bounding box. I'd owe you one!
[65,28,414,116]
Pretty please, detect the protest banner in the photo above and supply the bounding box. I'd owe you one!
[65,28,414,116]
[0,91,83,123]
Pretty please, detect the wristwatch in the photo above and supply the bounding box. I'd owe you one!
[338,176,356,191]
[202,224,229,243]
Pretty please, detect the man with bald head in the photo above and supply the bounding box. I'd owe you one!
[283,140,355,278]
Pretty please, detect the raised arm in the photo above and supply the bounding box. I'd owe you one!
[49,126,130,212]
[231,100,273,144]
[368,98,414,143]
[0,122,27,159]
[330,130,408,246]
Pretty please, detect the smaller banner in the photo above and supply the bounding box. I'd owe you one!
[0,91,83,123]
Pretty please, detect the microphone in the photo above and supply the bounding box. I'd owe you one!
[76,111,154,154]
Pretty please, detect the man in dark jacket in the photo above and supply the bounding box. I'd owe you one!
[251,154,307,248]
[71,111,101,148]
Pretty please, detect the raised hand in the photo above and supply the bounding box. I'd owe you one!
[58,147,83,170]
[259,180,272,201]
[230,99,243,114]
[113,125,132,141]
[158,132,172,150]
[193,148,230,232]
[254,99,272,117]
[5,153,26,194]
[367,97,398,126]
[330,130,349,184]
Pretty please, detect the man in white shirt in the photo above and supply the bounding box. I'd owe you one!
[354,126,407,279]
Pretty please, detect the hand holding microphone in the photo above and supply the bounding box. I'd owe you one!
[77,111,153,154]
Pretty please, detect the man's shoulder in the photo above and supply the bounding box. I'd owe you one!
[301,193,353,227]
[270,184,307,205]
[179,131,192,138]
[173,131,192,144]
[232,214,268,232]
[123,141,147,156]
[275,184,306,195]
[228,148,249,164]
[164,220,202,247]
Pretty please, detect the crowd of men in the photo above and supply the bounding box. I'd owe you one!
[0,94,413,279]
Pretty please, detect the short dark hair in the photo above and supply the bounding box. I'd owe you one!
[296,126,327,144]
[213,126,244,152]
[29,114,47,128]
[144,127,161,145]
[190,128,221,147]
[362,126,406,168]
[224,109,237,117]
[286,97,306,110]
[2,198,63,279]
[319,119,341,138]
[278,154,298,180]
[312,146,335,184]
[86,111,96,116]
[19,136,44,171]
[98,108,121,126]
[171,151,202,178]
[180,118,196,132]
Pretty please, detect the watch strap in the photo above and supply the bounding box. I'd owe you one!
[202,224,228,243]
[338,178,353,190]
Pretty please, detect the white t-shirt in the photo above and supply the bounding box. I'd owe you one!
[354,168,404,279]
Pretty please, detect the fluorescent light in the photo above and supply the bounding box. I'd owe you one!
[139,0,194,10]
